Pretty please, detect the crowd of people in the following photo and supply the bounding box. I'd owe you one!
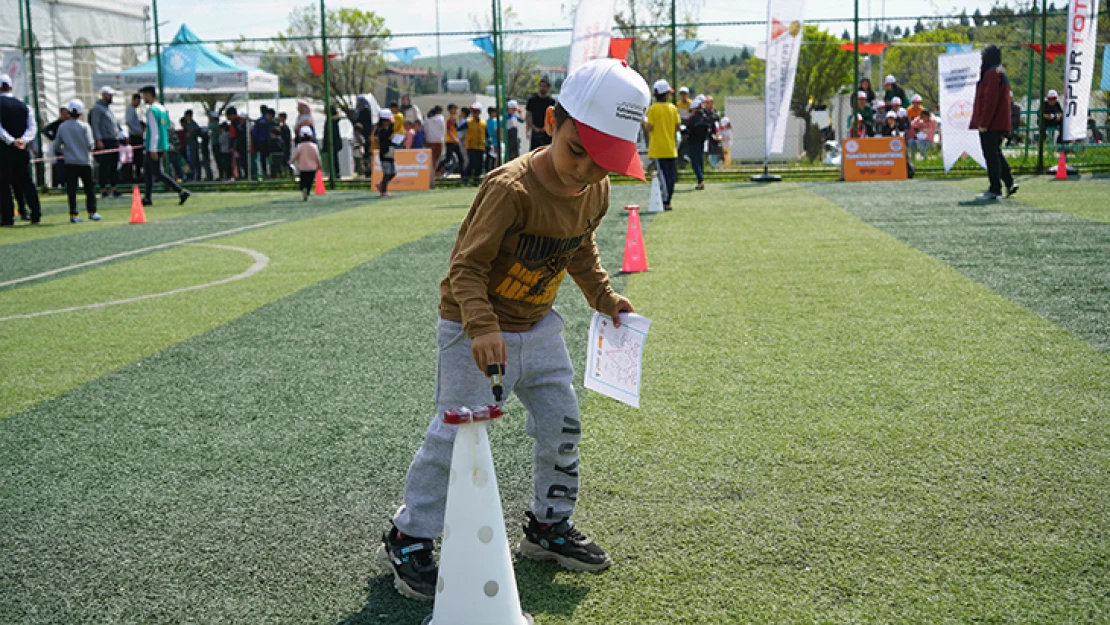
[847,75,939,160]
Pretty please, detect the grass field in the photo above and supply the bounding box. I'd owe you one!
[1,176,1108,624]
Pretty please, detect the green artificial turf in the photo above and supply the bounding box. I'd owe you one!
[0,191,473,419]
[1,182,1107,623]
[805,179,1110,354]
[945,175,1110,224]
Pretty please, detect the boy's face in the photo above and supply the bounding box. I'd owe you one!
[544,110,607,190]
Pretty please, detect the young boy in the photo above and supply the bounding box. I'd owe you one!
[378,58,650,601]
[290,126,323,201]
[54,99,100,223]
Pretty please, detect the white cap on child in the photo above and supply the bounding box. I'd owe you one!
[68,98,85,115]
[299,126,313,137]
[507,99,519,109]
[912,94,922,103]
[556,58,651,181]
[652,79,673,95]
[378,110,393,121]
[471,102,483,111]
[720,116,730,125]
[891,96,902,105]
[885,74,896,84]
[886,110,897,118]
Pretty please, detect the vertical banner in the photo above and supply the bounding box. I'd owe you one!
[937,51,987,173]
[1062,0,1100,141]
[568,0,616,74]
[764,0,805,155]
[1,50,27,101]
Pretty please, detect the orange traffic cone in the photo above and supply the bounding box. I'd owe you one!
[314,169,326,195]
[621,205,649,273]
[129,185,146,224]
[1055,151,1069,180]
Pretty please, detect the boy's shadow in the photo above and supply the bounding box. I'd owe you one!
[339,558,589,625]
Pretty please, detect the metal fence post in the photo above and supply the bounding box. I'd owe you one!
[1037,0,1047,174]
[153,0,164,102]
[670,0,677,95]
[1025,0,1036,162]
[321,0,335,187]
[23,0,45,191]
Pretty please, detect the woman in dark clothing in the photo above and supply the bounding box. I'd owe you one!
[858,78,876,105]
[970,44,1017,201]
[684,100,714,190]
[374,112,397,197]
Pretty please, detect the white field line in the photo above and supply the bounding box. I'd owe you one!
[0,244,270,323]
[0,219,286,289]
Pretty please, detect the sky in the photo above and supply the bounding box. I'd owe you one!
[157,0,1010,61]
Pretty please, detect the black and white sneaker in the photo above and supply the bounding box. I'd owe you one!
[518,511,611,571]
[376,525,437,601]
[1006,183,1019,198]
[975,191,1001,201]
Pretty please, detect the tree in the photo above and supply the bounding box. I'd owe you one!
[272,6,391,115]
[914,19,925,34]
[883,27,970,107]
[973,8,985,27]
[841,29,851,41]
[958,10,970,27]
[613,0,701,85]
[471,6,540,101]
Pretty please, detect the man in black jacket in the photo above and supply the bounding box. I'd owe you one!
[0,73,42,226]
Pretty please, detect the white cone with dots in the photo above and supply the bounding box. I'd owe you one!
[423,419,531,625]
[645,173,664,213]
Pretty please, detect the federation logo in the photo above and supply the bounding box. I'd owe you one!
[844,140,859,153]
[415,151,429,164]
[890,138,903,151]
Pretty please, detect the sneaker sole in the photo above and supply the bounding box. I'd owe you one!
[517,537,612,572]
[375,543,435,601]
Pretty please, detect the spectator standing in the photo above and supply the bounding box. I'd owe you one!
[412,120,425,149]
[294,100,315,142]
[400,93,423,124]
[970,44,1017,201]
[909,109,937,158]
[216,122,232,180]
[290,126,323,201]
[676,86,692,121]
[703,96,723,169]
[423,105,446,187]
[505,100,523,161]
[1041,90,1063,144]
[718,116,732,168]
[684,96,713,189]
[374,111,397,197]
[403,121,416,149]
[643,79,681,211]
[140,85,189,206]
[389,101,406,137]
[485,106,500,172]
[441,104,463,176]
[883,75,908,107]
[126,92,144,183]
[0,73,42,226]
[252,107,274,178]
[207,110,222,179]
[227,107,248,179]
[352,123,367,177]
[55,99,100,222]
[277,112,293,173]
[355,96,374,147]
[42,107,69,191]
[525,77,556,150]
[89,86,122,198]
[858,78,876,105]
[464,103,486,186]
[1008,95,1023,146]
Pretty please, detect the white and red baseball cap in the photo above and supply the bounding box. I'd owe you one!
[558,58,651,180]
[652,79,673,95]
[911,94,922,103]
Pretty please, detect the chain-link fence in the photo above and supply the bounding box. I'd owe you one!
[4,0,1108,191]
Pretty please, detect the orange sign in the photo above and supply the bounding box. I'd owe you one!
[370,148,433,191]
[841,137,908,182]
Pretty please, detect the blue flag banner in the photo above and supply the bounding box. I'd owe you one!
[1102,44,1110,91]
[386,47,421,64]
[162,46,197,89]
[676,39,706,55]
[946,43,973,54]
[471,36,495,57]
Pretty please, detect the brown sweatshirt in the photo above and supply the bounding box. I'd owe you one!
[439,150,623,338]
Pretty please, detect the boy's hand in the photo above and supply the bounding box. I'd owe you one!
[471,331,507,373]
[608,296,635,328]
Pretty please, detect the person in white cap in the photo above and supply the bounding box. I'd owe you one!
[684,94,714,189]
[504,99,523,160]
[138,85,189,206]
[289,125,322,201]
[644,78,681,209]
[883,74,907,107]
[907,93,925,121]
[55,99,100,222]
[1041,89,1063,144]
[89,85,122,199]
[881,109,901,137]
[0,72,43,226]
[718,116,733,166]
[970,44,1017,200]
[379,58,650,600]
[676,85,692,121]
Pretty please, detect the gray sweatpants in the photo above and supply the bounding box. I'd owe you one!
[393,311,581,539]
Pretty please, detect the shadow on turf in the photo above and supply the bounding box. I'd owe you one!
[340,559,587,625]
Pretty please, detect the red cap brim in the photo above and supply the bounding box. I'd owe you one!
[574,119,645,181]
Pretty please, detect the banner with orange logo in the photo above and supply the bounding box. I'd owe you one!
[841,137,909,181]
[937,51,986,172]
[370,148,433,191]
[764,0,806,155]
